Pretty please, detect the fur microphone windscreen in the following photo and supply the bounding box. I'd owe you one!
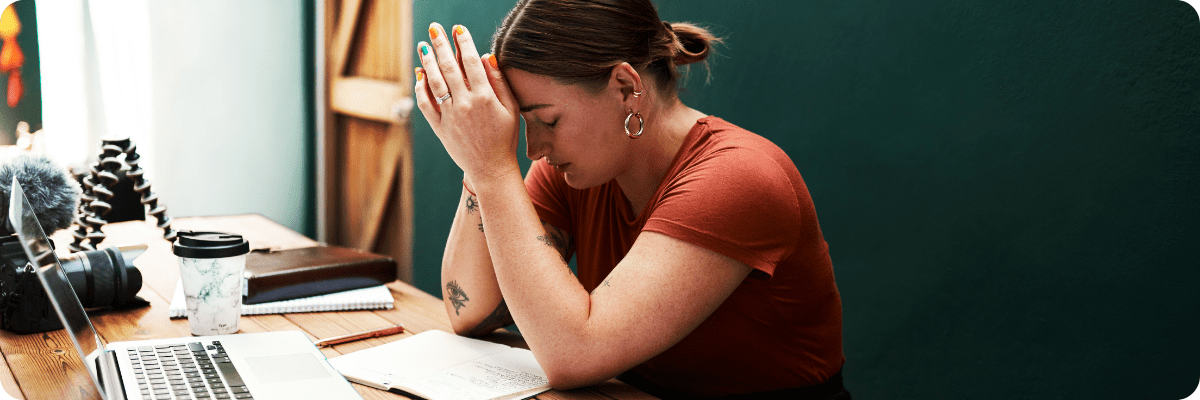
[0,154,81,236]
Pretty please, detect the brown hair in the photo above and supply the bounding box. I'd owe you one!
[491,0,719,94]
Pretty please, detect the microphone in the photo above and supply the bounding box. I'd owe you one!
[0,154,81,236]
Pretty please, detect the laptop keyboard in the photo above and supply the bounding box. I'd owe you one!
[126,341,254,400]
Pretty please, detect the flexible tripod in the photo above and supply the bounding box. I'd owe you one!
[70,136,177,252]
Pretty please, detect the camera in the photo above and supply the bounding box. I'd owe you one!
[0,234,148,334]
[0,152,157,334]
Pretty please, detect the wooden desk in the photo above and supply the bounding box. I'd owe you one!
[0,215,651,400]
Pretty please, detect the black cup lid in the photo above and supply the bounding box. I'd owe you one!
[172,231,250,259]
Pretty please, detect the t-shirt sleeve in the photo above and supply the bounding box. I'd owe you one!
[642,149,803,278]
[524,160,574,235]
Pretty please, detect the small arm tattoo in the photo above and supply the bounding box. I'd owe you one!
[465,299,515,337]
[545,228,567,249]
[539,220,573,262]
[465,195,479,215]
[591,278,612,295]
[536,235,554,247]
[478,223,484,233]
[446,280,469,315]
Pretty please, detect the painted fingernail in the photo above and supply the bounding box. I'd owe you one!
[429,26,439,39]
[453,25,464,36]
[485,53,498,69]
[419,42,430,55]
[415,67,424,81]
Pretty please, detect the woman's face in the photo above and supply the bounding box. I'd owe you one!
[505,68,631,189]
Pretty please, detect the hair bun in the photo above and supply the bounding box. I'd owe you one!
[665,21,718,66]
[493,0,721,93]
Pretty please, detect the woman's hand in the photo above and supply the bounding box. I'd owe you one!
[415,23,522,187]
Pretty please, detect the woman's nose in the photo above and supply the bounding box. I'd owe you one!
[525,126,551,161]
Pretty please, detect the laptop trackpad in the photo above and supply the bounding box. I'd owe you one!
[244,353,332,383]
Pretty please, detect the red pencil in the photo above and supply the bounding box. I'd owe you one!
[314,324,405,348]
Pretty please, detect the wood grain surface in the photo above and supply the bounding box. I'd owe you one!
[0,215,652,400]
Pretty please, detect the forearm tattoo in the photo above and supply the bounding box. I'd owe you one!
[539,222,572,262]
[546,228,566,248]
[464,194,484,234]
[465,194,479,215]
[446,280,470,315]
[591,278,612,295]
[465,300,515,337]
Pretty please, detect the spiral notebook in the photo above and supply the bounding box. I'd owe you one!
[168,279,395,318]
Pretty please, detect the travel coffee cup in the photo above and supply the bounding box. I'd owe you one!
[172,231,250,335]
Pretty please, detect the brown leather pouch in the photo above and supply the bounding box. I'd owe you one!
[243,246,397,304]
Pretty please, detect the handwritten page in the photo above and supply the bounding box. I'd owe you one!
[329,330,550,400]
[397,349,548,400]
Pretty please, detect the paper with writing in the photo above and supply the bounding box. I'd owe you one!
[328,330,550,400]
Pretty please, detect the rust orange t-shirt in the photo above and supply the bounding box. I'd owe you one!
[525,116,845,396]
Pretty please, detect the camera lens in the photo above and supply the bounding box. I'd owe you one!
[56,245,144,308]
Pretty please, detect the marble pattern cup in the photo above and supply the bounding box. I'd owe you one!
[172,231,251,335]
[178,255,245,335]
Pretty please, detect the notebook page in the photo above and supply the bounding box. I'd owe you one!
[398,348,549,400]
[328,330,513,390]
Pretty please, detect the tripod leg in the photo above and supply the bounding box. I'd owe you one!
[70,163,112,251]
[124,141,177,242]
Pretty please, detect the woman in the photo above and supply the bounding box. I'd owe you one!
[413,0,848,398]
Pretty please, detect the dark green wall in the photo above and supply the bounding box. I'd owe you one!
[410,1,1200,397]
[0,0,40,144]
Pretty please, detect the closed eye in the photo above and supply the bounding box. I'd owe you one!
[546,120,557,128]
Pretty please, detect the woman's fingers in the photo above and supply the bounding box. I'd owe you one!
[413,67,441,122]
[417,40,453,107]
[451,25,489,94]
[482,53,518,113]
[426,23,468,98]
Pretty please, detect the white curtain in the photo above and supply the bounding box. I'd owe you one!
[37,0,154,177]
[36,0,308,233]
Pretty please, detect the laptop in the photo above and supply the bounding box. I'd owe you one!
[9,179,363,400]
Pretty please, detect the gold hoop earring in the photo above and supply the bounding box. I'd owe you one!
[625,111,644,139]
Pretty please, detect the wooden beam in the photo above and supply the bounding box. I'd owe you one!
[329,0,364,77]
[356,123,406,251]
[330,76,409,123]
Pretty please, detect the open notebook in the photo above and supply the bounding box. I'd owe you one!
[169,279,394,318]
[329,330,550,400]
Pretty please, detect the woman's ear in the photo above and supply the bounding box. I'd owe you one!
[608,63,644,103]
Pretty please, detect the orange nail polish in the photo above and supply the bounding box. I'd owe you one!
[429,27,439,39]
[415,68,424,81]
[487,54,498,69]
[454,25,464,36]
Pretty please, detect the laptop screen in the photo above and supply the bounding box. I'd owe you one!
[8,178,108,396]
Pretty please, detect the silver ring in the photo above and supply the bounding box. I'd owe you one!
[436,93,452,105]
